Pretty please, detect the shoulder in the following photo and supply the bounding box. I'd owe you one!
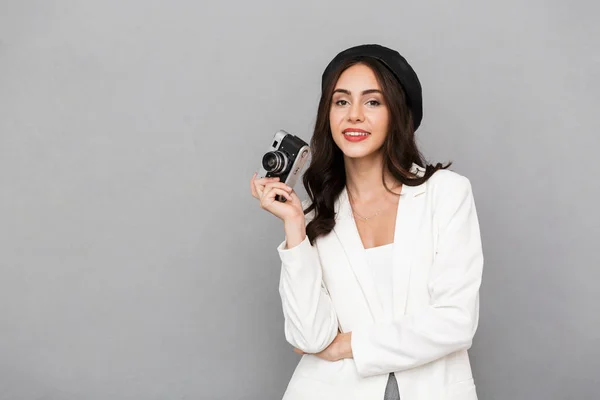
[426,168,473,195]
[425,169,475,212]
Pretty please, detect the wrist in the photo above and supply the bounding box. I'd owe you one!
[337,332,353,359]
[283,217,306,249]
[345,332,353,359]
[283,213,305,227]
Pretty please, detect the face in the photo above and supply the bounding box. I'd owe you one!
[329,63,389,159]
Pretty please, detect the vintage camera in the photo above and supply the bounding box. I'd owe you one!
[256,130,310,202]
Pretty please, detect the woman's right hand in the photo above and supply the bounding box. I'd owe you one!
[250,173,305,224]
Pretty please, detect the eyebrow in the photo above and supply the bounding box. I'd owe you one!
[332,89,382,96]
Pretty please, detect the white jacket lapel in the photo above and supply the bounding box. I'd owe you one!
[391,178,427,319]
[331,163,427,323]
[332,187,385,323]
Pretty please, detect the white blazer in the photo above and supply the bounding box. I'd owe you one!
[276,164,484,400]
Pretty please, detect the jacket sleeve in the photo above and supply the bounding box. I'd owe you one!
[277,204,339,354]
[351,175,484,377]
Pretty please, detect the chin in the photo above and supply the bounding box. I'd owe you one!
[338,145,377,159]
[333,134,385,159]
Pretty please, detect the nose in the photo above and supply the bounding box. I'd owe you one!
[347,101,364,122]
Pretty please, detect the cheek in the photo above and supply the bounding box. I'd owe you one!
[329,110,343,131]
[372,110,389,131]
[329,108,341,120]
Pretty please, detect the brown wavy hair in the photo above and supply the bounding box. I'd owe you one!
[302,56,452,244]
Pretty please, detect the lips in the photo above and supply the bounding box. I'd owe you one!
[342,129,370,142]
[342,128,370,142]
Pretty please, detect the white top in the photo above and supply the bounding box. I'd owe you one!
[364,243,394,320]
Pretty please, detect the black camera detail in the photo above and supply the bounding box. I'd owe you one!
[262,134,306,182]
[256,130,310,203]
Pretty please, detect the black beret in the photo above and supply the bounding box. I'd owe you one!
[321,44,423,131]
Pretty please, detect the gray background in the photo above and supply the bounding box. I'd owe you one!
[1,1,598,399]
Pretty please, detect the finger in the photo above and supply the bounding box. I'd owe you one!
[261,182,293,197]
[261,187,292,204]
[253,177,281,198]
[282,190,303,211]
[290,190,301,200]
[253,178,273,198]
[261,184,292,201]
[261,188,292,207]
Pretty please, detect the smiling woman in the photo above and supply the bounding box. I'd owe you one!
[302,49,450,247]
[330,66,390,156]
[250,44,483,400]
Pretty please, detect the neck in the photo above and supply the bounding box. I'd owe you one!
[344,151,400,203]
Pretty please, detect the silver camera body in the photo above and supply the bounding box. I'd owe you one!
[256,130,310,202]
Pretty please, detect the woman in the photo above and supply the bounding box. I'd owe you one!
[250,44,483,400]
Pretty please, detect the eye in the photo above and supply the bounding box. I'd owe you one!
[334,99,349,106]
[366,100,381,106]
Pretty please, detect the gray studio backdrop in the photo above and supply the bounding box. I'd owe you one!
[1,1,598,399]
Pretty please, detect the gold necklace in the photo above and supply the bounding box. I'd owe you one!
[347,190,384,222]
[352,208,383,222]
[347,184,401,222]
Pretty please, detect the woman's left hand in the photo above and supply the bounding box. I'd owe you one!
[293,332,353,361]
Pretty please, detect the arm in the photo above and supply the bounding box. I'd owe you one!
[277,206,339,354]
[351,176,484,377]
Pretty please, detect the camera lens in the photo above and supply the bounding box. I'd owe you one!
[262,151,288,174]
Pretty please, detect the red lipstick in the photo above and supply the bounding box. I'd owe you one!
[342,128,370,142]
